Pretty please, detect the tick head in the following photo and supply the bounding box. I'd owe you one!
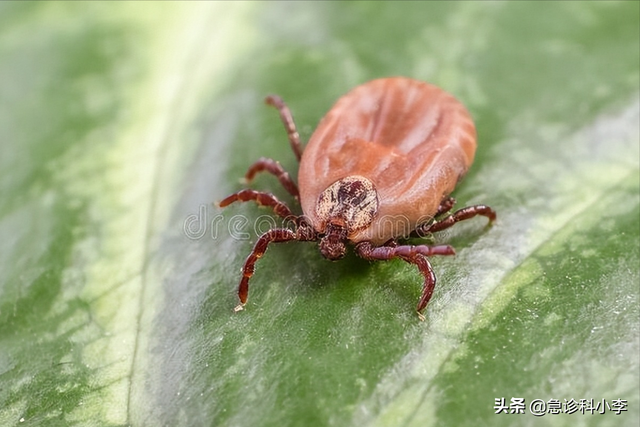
[319,222,347,260]
[316,176,379,260]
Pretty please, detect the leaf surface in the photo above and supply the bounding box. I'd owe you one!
[0,2,638,426]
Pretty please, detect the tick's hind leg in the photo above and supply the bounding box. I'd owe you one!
[265,95,303,161]
[238,95,304,199]
[243,157,300,199]
[355,241,456,318]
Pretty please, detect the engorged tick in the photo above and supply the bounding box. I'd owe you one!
[218,77,496,319]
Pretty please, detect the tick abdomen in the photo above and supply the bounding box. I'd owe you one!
[299,78,476,244]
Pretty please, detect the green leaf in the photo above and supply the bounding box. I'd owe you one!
[1,2,638,426]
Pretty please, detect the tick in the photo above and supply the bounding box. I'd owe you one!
[218,77,496,319]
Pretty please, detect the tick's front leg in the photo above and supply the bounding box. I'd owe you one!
[234,223,317,312]
[234,228,297,312]
[355,241,456,318]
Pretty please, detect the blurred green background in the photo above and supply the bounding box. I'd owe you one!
[0,2,638,426]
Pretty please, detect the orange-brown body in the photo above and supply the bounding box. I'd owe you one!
[298,78,476,245]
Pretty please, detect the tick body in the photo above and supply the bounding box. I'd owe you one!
[219,77,496,318]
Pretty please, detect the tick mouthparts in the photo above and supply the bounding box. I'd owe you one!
[319,235,347,260]
[318,222,348,260]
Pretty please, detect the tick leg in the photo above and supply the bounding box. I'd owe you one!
[356,242,456,259]
[410,196,457,238]
[355,241,456,317]
[234,225,316,311]
[265,95,303,162]
[436,196,456,217]
[235,228,297,311]
[218,189,295,220]
[244,157,300,199]
[422,204,496,234]
[409,255,437,317]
